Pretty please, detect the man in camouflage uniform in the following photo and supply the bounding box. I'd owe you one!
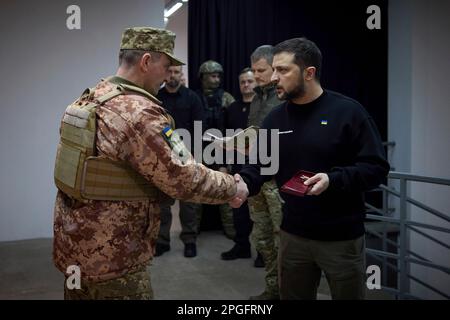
[53,27,248,300]
[195,60,236,240]
[247,45,283,300]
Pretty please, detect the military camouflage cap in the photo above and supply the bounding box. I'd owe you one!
[120,27,184,66]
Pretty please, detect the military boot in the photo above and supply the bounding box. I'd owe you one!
[253,251,265,268]
[155,243,170,257]
[221,244,251,260]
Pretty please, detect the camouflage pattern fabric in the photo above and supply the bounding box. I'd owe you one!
[219,203,235,240]
[64,266,152,300]
[120,27,183,66]
[53,77,237,287]
[247,84,282,127]
[218,93,235,239]
[248,179,283,297]
[198,60,224,76]
[222,91,236,109]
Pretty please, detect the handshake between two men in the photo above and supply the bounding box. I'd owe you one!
[229,174,249,209]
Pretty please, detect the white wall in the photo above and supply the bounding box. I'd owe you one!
[389,0,450,299]
[166,2,189,85]
[388,0,412,174]
[0,0,164,242]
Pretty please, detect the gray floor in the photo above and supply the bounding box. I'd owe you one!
[0,202,332,300]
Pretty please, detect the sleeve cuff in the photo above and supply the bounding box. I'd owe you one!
[327,171,343,191]
[241,174,259,197]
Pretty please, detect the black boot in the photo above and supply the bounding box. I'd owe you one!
[221,244,251,260]
[184,243,197,258]
[155,243,170,257]
[254,251,265,268]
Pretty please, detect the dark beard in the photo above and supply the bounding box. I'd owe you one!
[278,74,306,101]
[280,81,306,101]
[166,79,180,89]
[284,82,306,101]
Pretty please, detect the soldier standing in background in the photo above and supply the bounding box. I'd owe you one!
[155,65,204,258]
[247,45,283,300]
[53,27,248,300]
[195,60,236,240]
[221,68,255,261]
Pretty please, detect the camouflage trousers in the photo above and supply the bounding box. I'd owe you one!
[220,203,236,239]
[248,180,283,296]
[196,163,235,239]
[64,266,153,300]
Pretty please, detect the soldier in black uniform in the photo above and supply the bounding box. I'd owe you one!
[196,60,236,239]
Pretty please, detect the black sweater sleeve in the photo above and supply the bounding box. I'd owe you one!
[241,164,272,196]
[240,116,274,196]
[327,116,390,193]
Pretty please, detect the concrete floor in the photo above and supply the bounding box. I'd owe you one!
[0,202,332,300]
[0,233,271,300]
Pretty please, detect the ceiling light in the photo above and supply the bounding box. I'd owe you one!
[164,2,182,18]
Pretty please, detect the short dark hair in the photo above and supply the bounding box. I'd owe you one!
[250,45,274,65]
[239,67,252,77]
[273,38,322,81]
[119,50,162,66]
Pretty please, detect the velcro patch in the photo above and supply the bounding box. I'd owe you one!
[161,126,189,164]
[162,125,173,138]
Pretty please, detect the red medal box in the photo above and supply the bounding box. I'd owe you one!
[280,170,316,197]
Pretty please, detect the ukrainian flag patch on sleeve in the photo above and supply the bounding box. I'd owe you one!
[161,125,189,164]
[162,125,173,137]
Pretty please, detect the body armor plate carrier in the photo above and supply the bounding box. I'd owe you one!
[54,83,159,201]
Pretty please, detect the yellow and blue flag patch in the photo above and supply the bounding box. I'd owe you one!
[162,126,173,137]
[321,120,328,125]
[161,125,189,164]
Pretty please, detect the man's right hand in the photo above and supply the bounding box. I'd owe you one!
[229,174,248,208]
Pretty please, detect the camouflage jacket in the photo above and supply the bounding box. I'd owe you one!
[53,76,236,282]
[221,91,235,108]
[247,84,281,127]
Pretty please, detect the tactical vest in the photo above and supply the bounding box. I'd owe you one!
[54,83,161,201]
[198,88,225,133]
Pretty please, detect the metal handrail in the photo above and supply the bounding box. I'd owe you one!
[364,171,450,299]
[382,141,396,147]
[389,172,450,186]
[366,248,450,273]
[377,184,450,223]
[366,213,450,234]
[406,225,450,250]
[365,228,446,270]
[367,251,450,299]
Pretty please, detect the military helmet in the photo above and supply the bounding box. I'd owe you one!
[198,60,224,77]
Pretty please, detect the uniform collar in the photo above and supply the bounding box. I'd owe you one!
[106,76,162,104]
[254,83,276,96]
[107,76,155,96]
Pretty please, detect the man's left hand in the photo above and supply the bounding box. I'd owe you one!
[304,173,329,196]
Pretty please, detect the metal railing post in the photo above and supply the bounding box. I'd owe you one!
[398,177,409,299]
[381,222,388,286]
[366,172,450,299]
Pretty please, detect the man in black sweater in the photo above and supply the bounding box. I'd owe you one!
[237,38,390,299]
